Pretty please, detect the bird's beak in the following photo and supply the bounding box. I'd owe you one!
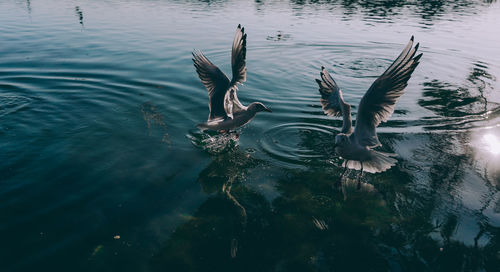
[264,107,272,113]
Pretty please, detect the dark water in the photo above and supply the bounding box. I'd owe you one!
[1,0,500,271]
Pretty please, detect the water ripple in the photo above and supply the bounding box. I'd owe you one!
[0,95,32,117]
[259,122,339,167]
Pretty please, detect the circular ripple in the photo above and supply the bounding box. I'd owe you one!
[0,95,32,117]
[259,122,338,166]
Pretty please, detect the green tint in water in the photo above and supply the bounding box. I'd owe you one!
[0,0,499,271]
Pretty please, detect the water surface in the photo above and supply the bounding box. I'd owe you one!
[1,0,500,271]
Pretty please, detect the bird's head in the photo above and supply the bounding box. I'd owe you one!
[248,102,272,113]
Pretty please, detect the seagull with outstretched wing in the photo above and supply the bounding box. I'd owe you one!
[316,36,422,174]
[193,24,271,133]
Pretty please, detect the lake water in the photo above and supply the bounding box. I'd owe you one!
[1,0,500,271]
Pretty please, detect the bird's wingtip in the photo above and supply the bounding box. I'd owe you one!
[414,53,423,61]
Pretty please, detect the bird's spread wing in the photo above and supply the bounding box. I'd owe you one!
[231,24,247,86]
[316,66,349,116]
[354,36,422,147]
[192,50,231,120]
[224,24,247,119]
[315,66,352,133]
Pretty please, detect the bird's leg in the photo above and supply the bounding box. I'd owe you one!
[357,162,363,190]
[336,160,349,187]
[229,130,240,138]
[224,130,239,140]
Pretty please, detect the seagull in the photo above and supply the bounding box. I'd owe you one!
[192,24,271,133]
[316,36,422,174]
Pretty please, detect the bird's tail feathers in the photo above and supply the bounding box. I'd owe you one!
[343,151,397,173]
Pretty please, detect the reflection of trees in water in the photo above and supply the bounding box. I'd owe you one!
[419,61,496,118]
[188,0,228,8]
[420,80,485,117]
[26,0,31,14]
[418,61,499,132]
[382,131,500,270]
[75,6,84,27]
[194,0,495,20]
[284,0,494,23]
